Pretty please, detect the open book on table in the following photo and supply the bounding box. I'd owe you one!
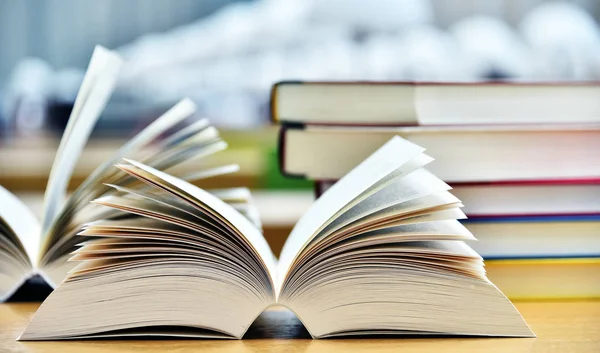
[21,136,534,339]
[0,46,256,301]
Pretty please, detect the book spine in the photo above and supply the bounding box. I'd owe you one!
[314,180,337,198]
[277,124,307,179]
[269,80,422,127]
[269,83,279,124]
[313,181,321,199]
[270,81,305,124]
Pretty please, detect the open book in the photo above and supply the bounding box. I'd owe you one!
[21,136,534,339]
[0,46,252,301]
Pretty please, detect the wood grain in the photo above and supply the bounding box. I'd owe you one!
[1,301,599,352]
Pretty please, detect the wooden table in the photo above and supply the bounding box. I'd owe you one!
[1,301,599,352]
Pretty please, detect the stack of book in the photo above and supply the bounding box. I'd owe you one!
[271,81,600,300]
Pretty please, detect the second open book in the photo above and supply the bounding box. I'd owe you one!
[21,135,534,339]
[0,46,251,300]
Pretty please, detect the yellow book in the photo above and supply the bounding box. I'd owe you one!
[486,258,600,300]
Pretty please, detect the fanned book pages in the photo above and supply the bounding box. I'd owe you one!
[0,46,253,301]
[21,137,534,340]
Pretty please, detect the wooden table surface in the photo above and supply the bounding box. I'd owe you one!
[1,301,599,353]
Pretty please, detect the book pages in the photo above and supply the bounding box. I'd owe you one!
[277,136,426,292]
[40,46,123,238]
[0,186,40,266]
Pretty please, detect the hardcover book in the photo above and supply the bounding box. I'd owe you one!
[0,47,251,301]
[278,124,600,181]
[271,81,600,126]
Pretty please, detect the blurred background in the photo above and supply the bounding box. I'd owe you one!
[1,0,599,195]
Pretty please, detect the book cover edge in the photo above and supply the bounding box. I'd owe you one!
[278,124,308,180]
